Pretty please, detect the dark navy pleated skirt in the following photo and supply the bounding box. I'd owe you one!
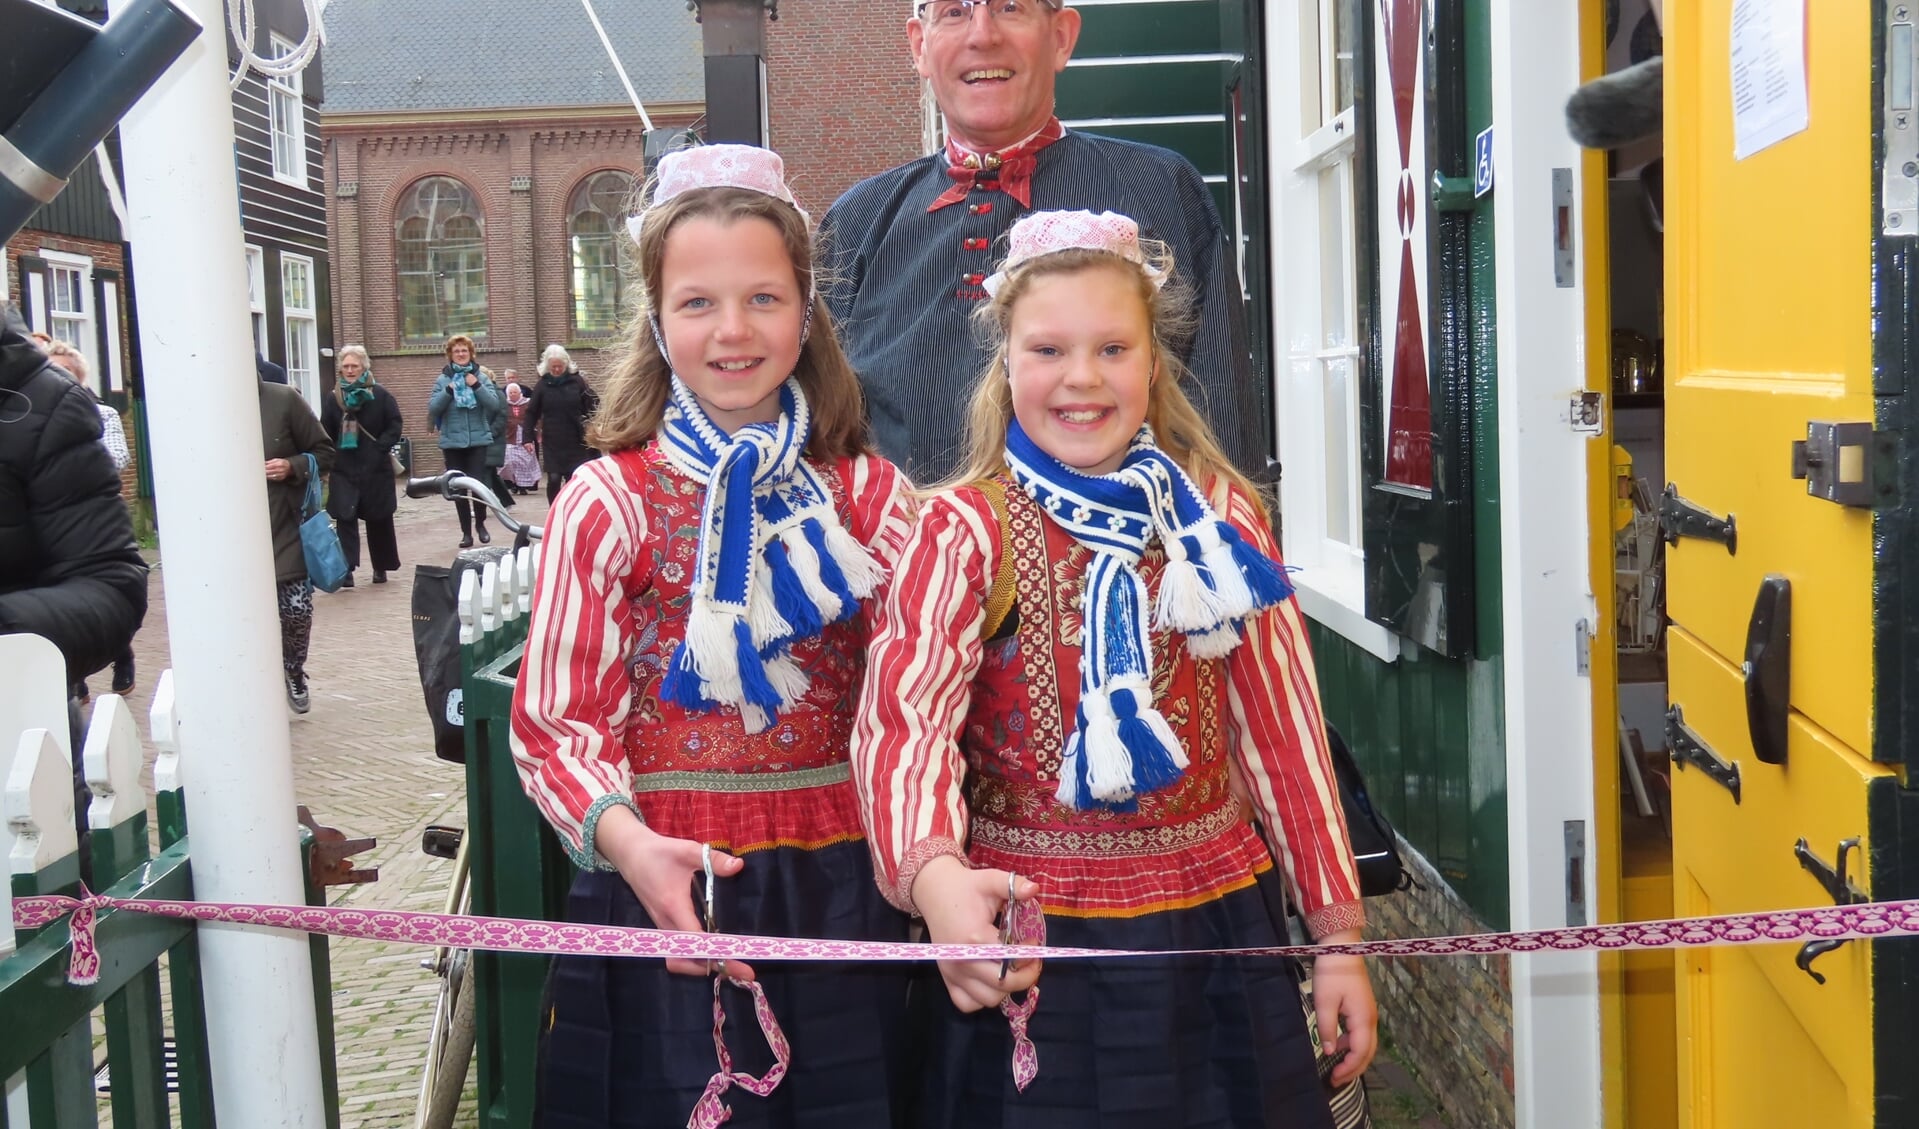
[536,841,914,1129]
[917,871,1334,1129]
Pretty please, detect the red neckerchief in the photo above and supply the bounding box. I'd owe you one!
[927,119,1065,213]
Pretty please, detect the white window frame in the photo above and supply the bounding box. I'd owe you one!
[268,35,307,187]
[41,250,96,386]
[1265,0,1399,662]
[280,252,320,410]
[245,244,270,356]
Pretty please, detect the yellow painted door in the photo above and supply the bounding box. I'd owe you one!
[1664,4,1904,1128]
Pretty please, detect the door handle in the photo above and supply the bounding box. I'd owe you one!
[1793,837,1867,984]
[1743,576,1792,766]
[1659,485,1737,553]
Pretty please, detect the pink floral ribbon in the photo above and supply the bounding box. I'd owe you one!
[997,897,1046,1092]
[688,975,790,1129]
[15,891,1919,972]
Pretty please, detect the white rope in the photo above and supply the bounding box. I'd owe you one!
[578,0,654,130]
[227,0,328,90]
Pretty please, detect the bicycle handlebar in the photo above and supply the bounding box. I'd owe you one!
[404,471,543,541]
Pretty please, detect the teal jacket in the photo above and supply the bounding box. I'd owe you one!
[428,367,503,450]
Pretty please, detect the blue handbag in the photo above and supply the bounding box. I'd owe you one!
[299,453,350,592]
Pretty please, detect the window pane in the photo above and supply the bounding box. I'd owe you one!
[570,212,622,336]
[1329,0,1355,117]
[395,178,489,342]
[1317,164,1352,349]
[1298,0,1321,137]
[1323,355,1355,546]
[282,259,312,313]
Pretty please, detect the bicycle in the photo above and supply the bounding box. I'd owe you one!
[405,470,542,1129]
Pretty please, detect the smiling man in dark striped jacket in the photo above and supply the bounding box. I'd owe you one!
[822,0,1263,485]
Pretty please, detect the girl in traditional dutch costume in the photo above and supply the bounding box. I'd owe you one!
[511,146,914,1129]
[852,211,1377,1129]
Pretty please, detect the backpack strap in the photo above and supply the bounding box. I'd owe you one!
[975,476,1018,642]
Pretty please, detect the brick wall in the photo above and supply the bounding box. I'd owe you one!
[324,113,697,473]
[1369,840,1516,1129]
[764,0,926,213]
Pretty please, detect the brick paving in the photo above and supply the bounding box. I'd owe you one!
[89,484,551,1129]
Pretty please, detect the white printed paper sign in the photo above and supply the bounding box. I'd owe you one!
[1730,0,1809,160]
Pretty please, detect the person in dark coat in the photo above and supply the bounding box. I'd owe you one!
[257,351,287,385]
[427,334,502,547]
[319,344,403,586]
[524,344,598,503]
[0,304,148,877]
[479,365,514,510]
[261,376,334,714]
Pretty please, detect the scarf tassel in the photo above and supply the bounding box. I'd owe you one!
[732,620,786,712]
[1215,525,1295,608]
[748,561,800,651]
[1184,622,1242,660]
[762,541,827,643]
[1054,728,1090,809]
[1153,536,1227,633]
[1076,690,1136,804]
[820,521,888,599]
[778,526,848,622]
[1110,683,1186,793]
[663,603,747,711]
[799,520,865,614]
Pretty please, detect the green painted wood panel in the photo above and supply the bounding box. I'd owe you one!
[1063,120,1230,176]
[1072,1,1224,57]
[1056,61,1224,118]
[1310,624,1509,927]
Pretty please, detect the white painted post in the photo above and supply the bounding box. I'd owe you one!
[5,730,77,886]
[82,695,145,833]
[149,669,182,797]
[107,0,327,1118]
[479,561,501,636]
[458,570,482,646]
[1489,0,1603,1124]
[498,553,520,624]
[0,633,70,951]
[516,546,536,615]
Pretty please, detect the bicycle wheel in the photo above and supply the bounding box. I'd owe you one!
[419,949,476,1129]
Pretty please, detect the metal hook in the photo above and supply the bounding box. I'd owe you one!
[1794,837,1866,985]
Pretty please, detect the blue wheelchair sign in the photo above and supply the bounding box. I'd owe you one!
[1474,126,1495,199]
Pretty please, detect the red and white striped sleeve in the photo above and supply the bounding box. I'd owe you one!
[850,488,995,914]
[840,453,917,573]
[1218,486,1365,938]
[510,458,647,871]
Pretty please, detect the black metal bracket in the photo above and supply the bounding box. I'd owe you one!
[1790,422,1898,509]
[1666,706,1742,803]
[1659,484,1737,553]
[1793,837,1867,984]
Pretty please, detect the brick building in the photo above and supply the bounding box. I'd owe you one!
[762,1,929,215]
[320,1,931,472]
[320,0,706,472]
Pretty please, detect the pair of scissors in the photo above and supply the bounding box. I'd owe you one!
[701,843,723,975]
[999,871,1019,981]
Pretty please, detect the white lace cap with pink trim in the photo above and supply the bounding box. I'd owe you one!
[982,210,1166,297]
[625,144,808,243]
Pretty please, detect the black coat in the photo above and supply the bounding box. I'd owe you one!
[259,381,335,584]
[0,307,148,681]
[321,383,403,522]
[524,371,598,475]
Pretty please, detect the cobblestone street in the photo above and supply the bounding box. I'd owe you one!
[92,486,551,1128]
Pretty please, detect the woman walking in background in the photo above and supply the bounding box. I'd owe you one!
[320,344,404,586]
[427,334,502,547]
[524,343,598,503]
[260,372,335,713]
[501,379,541,494]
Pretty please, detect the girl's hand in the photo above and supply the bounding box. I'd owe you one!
[913,855,1041,1012]
[1310,931,1377,1085]
[595,805,755,981]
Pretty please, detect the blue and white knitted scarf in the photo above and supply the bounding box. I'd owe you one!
[657,376,888,733]
[1005,421,1295,809]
